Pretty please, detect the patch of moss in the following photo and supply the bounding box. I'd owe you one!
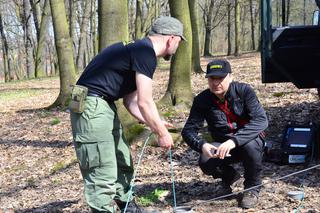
[136,188,169,206]
[26,177,37,188]
[162,110,174,118]
[50,158,77,175]
[125,124,145,142]
[50,161,66,174]
[273,92,285,97]
[50,117,61,125]
[51,178,62,185]
[0,164,27,175]
[38,110,53,118]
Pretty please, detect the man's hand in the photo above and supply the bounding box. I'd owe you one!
[158,131,174,149]
[216,139,236,159]
[162,120,174,128]
[201,143,218,159]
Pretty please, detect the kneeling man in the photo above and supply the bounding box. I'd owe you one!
[182,59,268,209]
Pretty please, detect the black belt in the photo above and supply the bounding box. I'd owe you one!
[87,92,114,103]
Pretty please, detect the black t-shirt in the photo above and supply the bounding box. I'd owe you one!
[77,38,156,100]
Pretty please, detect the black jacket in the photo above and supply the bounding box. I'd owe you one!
[182,81,268,152]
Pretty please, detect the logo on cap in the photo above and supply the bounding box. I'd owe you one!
[210,65,223,69]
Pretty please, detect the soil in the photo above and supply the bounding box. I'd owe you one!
[0,53,320,213]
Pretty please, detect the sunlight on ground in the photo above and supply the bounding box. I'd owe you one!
[0,77,60,112]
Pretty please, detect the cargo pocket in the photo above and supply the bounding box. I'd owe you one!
[74,142,101,170]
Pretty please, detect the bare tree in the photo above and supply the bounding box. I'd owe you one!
[15,0,35,78]
[189,0,203,73]
[35,0,50,78]
[89,0,98,58]
[135,0,143,39]
[201,0,227,56]
[234,0,241,56]
[227,0,232,55]
[50,0,77,107]
[0,11,12,82]
[249,0,256,50]
[29,0,41,40]
[76,0,91,73]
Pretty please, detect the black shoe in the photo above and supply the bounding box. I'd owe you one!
[214,182,233,198]
[214,172,240,199]
[240,191,259,209]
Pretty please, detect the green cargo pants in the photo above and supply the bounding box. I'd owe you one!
[70,96,134,212]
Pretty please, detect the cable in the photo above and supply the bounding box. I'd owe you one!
[169,148,177,210]
[186,163,320,208]
[124,133,152,213]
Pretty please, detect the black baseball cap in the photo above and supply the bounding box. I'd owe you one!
[205,59,232,78]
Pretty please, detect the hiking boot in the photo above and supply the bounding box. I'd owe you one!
[118,200,159,213]
[240,191,259,209]
[214,171,241,198]
[214,182,233,197]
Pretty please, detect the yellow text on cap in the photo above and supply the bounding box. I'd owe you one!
[210,65,223,69]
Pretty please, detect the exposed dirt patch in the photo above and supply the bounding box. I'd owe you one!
[0,53,320,213]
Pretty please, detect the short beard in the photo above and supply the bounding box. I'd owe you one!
[163,54,172,61]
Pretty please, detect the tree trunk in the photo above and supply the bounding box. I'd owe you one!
[67,0,77,61]
[203,0,214,56]
[234,0,241,56]
[303,0,306,25]
[98,0,128,50]
[286,0,291,25]
[76,0,91,73]
[97,0,138,140]
[227,0,232,56]
[0,12,12,82]
[188,0,203,74]
[23,0,35,78]
[135,0,143,39]
[35,0,50,78]
[49,0,77,108]
[29,0,41,40]
[249,0,256,50]
[90,0,98,57]
[160,0,193,108]
[140,1,157,37]
[276,0,280,26]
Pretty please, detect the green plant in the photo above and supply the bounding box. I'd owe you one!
[51,178,61,185]
[273,92,285,97]
[162,110,174,118]
[50,158,78,175]
[26,177,37,188]
[38,110,53,118]
[50,117,61,125]
[137,188,169,206]
[50,161,66,174]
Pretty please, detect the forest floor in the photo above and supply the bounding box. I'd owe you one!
[1,52,320,213]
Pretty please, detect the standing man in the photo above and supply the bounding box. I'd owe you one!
[182,59,268,209]
[70,16,185,213]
